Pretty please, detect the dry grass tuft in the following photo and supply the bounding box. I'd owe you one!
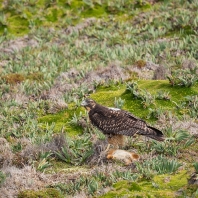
[135,60,147,69]
[45,133,68,152]
[12,134,68,167]
[86,139,109,166]
[47,99,68,114]
[0,138,14,168]
[182,59,197,71]
[65,18,96,34]
[0,166,47,198]
[2,73,25,85]
[0,36,38,55]
[173,120,198,138]
[0,135,70,197]
[84,62,128,83]
[188,173,198,185]
[127,61,162,80]
[1,84,29,105]
[153,65,167,80]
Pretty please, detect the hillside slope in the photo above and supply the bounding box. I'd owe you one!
[0,0,198,197]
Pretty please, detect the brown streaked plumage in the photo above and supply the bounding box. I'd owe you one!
[81,98,164,149]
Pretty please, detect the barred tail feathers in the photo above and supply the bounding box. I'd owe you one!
[138,126,165,141]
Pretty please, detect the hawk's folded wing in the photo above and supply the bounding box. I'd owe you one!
[89,108,148,136]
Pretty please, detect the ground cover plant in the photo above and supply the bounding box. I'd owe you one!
[0,0,198,197]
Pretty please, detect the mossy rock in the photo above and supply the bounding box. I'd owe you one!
[17,188,64,198]
[100,170,188,198]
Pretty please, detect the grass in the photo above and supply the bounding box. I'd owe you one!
[0,0,198,197]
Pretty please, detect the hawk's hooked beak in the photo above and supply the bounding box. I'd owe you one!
[81,100,88,106]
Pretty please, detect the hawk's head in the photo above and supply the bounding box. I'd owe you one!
[81,98,96,111]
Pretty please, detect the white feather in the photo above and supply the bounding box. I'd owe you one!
[108,107,121,111]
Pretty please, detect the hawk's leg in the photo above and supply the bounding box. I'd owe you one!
[98,143,111,161]
[99,134,122,159]
[98,135,112,160]
[102,134,120,154]
[107,134,125,149]
[104,143,111,153]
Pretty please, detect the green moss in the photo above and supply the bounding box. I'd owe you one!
[134,0,151,10]
[45,7,64,22]
[166,25,195,38]
[7,15,29,36]
[47,161,71,173]
[26,72,44,81]
[36,0,45,6]
[38,106,85,135]
[45,160,89,174]
[70,0,86,8]
[17,188,64,198]
[81,5,107,18]
[113,180,131,190]
[100,171,188,198]
[114,181,142,192]
[153,170,188,191]
[129,182,142,191]
[0,0,3,8]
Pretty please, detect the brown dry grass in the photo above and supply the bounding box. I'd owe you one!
[2,73,25,85]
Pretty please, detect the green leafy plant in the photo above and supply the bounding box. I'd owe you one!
[69,112,83,126]
[136,155,182,179]
[173,95,198,118]
[55,145,73,164]
[155,90,171,100]
[111,169,139,181]
[152,127,194,156]
[33,151,53,172]
[167,67,198,87]
[126,81,139,95]
[0,171,6,187]
[194,162,198,174]
[147,107,165,119]
[36,158,52,172]
[126,82,155,108]
[87,179,99,196]
[114,97,125,109]
[55,135,93,165]
[150,155,182,174]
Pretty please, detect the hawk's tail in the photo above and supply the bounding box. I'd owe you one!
[140,126,165,141]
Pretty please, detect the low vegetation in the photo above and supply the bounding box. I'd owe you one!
[0,0,198,197]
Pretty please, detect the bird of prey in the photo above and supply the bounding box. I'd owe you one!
[81,98,164,151]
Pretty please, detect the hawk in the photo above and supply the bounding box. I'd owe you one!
[81,98,164,151]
